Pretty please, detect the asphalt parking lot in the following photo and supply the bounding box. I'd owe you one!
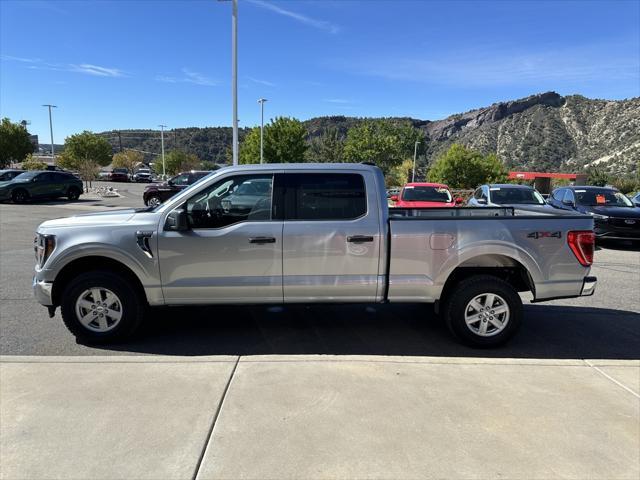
[1,182,639,479]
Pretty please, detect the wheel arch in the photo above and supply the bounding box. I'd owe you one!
[51,256,148,307]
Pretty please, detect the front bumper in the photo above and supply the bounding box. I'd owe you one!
[581,276,597,296]
[594,222,640,240]
[33,277,54,306]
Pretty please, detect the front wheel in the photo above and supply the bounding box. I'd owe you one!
[146,195,162,207]
[12,189,29,203]
[60,270,144,343]
[443,275,522,348]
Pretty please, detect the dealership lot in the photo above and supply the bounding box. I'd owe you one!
[1,186,638,479]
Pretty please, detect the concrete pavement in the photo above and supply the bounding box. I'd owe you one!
[2,355,638,480]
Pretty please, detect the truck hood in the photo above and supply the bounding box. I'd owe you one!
[38,208,140,229]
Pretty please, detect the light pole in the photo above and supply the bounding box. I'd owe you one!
[412,141,420,182]
[42,104,57,164]
[257,98,268,164]
[159,125,167,178]
[219,0,239,165]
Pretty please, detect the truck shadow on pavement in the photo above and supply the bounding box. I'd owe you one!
[93,304,640,360]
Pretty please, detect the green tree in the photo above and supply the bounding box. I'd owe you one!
[241,117,308,164]
[165,150,201,175]
[21,154,47,170]
[57,131,112,170]
[305,127,344,163]
[343,119,422,174]
[586,166,610,186]
[0,117,34,167]
[428,144,507,188]
[385,159,414,187]
[112,149,145,173]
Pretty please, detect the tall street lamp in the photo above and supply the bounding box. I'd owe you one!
[159,125,167,178]
[218,0,239,166]
[412,141,420,182]
[257,98,268,164]
[42,104,57,164]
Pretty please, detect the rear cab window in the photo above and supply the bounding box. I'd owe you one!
[282,173,367,220]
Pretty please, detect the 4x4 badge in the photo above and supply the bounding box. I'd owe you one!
[527,231,562,239]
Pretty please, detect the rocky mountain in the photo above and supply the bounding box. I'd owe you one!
[413,92,639,175]
[94,92,639,175]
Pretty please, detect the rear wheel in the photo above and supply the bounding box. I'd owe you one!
[12,189,29,203]
[443,275,522,347]
[60,270,144,343]
[67,186,81,201]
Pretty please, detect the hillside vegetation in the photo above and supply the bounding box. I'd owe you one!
[94,92,639,175]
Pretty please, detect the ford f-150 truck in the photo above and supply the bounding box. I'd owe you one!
[33,164,597,347]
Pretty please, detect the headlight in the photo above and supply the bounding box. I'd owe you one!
[589,212,609,220]
[34,234,56,268]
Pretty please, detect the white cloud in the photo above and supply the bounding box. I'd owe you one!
[248,0,340,34]
[156,69,218,87]
[247,76,276,87]
[69,64,125,77]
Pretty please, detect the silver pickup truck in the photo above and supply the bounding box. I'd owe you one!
[33,164,597,347]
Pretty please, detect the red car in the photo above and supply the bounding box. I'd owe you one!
[390,182,462,208]
[109,168,130,182]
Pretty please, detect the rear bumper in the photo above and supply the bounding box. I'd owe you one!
[581,276,597,296]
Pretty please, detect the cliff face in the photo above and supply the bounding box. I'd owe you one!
[416,92,639,174]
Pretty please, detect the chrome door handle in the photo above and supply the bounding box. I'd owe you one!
[347,235,374,243]
[249,237,276,244]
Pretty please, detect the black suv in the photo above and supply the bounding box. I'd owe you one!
[0,169,25,182]
[548,186,640,242]
[143,170,211,207]
[0,170,84,203]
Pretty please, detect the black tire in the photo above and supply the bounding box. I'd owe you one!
[12,189,29,203]
[60,270,145,343]
[146,195,162,207]
[67,186,81,201]
[443,275,522,348]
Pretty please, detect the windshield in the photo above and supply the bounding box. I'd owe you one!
[489,187,545,205]
[401,186,452,202]
[575,189,634,207]
[12,171,39,182]
[147,171,215,212]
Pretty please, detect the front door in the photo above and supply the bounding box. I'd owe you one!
[281,171,382,303]
[157,172,283,304]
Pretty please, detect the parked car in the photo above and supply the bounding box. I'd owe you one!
[110,168,130,182]
[467,184,553,212]
[0,169,25,182]
[33,164,596,347]
[390,182,462,208]
[143,170,210,207]
[133,168,153,183]
[548,186,640,242]
[0,170,83,203]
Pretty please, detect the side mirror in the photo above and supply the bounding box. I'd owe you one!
[455,197,464,206]
[164,209,189,231]
[477,198,487,205]
[390,195,398,202]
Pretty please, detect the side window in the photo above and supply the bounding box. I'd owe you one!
[480,187,488,200]
[285,173,366,220]
[552,189,564,201]
[563,190,575,203]
[473,188,482,200]
[172,174,190,186]
[185,174,273,229]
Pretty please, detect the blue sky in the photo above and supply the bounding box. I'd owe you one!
[1,0,639,143]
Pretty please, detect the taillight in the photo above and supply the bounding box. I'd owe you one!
[567,230,594,266]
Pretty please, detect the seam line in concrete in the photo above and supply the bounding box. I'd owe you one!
[585,359,640,399]
[192,355,240,480]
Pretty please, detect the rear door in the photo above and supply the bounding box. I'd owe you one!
[281,171,382,303]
